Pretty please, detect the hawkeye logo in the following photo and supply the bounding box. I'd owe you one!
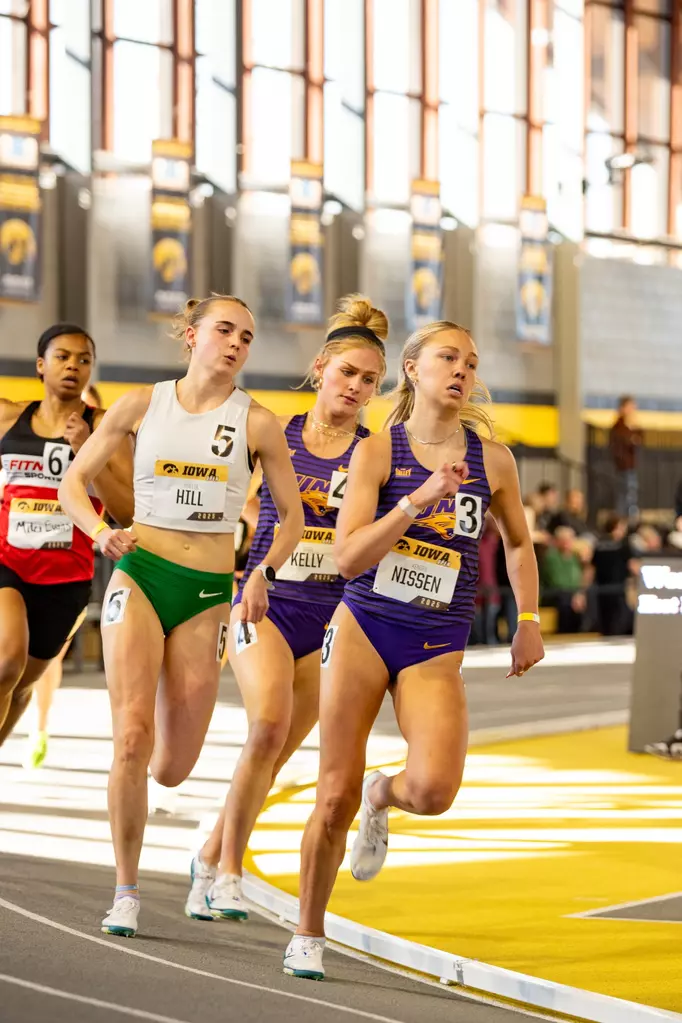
[391,534,460,569]
[297,473,330,517]
[154,460,228,482]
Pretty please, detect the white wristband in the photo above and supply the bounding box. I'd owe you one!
[398,495,419,519]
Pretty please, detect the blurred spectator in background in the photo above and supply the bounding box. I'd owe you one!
[541,526,587,633]
[630,522,663,554]
[591,513,635,636]
[472,517,500,645]
[535,482,560,533]
[667,478,682,550]
[610,396,642,521]
[548,488,592,539]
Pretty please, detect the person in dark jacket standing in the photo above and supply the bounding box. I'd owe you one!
[609,396,642,521]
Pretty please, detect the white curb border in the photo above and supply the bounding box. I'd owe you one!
[242,872,681,1023]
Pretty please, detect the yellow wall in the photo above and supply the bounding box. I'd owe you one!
[4,374,682,445]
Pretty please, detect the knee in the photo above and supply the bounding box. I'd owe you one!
[150,761,184,788]
[113,720,154,771]
[405,778,459,817]
[0,655,26,694]
[245,718,289,763]
[318,786,361,838]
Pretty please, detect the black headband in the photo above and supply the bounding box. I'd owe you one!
[326,325,385,353]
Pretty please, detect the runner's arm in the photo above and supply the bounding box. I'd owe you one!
[247,406,303,571]
[334,436,406,578]
[59,389,150,538]
[89,410,135,527]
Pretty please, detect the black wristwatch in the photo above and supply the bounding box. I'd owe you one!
[256,563,276,587]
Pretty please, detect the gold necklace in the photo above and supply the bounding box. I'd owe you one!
[405,423,462,445]
[309,412,355,439]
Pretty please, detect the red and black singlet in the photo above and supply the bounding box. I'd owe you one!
[0,402,102,585]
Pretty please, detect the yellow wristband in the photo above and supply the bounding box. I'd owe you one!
[90,520,109,541]
[518,612,540,624]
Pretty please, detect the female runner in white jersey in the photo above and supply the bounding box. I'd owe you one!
[184,296,387,922]
[283,322,544,980]
[59,295,303,938]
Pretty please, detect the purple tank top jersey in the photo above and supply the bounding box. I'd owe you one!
[344,423,492,629]
[241,413,370,606]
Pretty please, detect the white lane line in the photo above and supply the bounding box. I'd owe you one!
[0,898,412,1023]
[0,975,192,1023]
[567,890,682,920]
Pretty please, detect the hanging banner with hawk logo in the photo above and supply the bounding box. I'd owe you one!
[150,139,193,316]
[407,180,443,331]
[287,161,324,325]
[516,195,553,345]
[0,115,42,303]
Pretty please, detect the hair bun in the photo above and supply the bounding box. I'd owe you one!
[330,293,389,342]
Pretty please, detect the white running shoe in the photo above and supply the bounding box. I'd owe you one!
[207,874,249,921]
[350,770,389,882]
[282,935,325,981]
[101,896,139,937]
[185,854,216,921]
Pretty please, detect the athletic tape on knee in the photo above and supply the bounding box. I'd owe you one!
[232,621,257,655]
[102,587,131,627]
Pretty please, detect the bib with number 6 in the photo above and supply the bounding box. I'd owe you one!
[373,535,461,611]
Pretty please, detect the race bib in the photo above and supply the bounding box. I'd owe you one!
[326,470,347,510]
[152,459,228,523]
[276,524,339,583]
[373,535,461,611]
[7,497,73,550]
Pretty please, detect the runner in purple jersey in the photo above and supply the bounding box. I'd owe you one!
[185,295,388,923]
[283,321,545,981]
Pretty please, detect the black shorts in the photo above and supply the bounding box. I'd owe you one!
[0,563,91,661]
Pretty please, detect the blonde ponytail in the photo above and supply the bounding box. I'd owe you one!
[301,293,389,391]
[384,320,494,437]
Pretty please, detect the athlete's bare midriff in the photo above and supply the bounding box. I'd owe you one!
[132,521,236,574]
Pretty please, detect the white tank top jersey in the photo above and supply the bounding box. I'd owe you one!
[133,380,253,533]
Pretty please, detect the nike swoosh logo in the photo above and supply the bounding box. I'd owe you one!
[423,641,451,650]
[461,478,481,485]
[199,590,224,599]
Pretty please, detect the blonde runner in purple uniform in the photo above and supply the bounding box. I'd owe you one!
[283,321,545,980]
[185,296,388,923]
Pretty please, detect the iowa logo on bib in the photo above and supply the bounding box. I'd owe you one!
[373,535,461,611]
[153,459,229,521]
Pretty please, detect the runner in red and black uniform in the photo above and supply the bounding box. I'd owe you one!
[0,324,134,746]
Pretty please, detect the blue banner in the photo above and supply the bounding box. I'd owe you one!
[0,116,42,303]
[516,196,553,345]
[287,161,324,326]
[150,139,193,316]
[407,180,443,331]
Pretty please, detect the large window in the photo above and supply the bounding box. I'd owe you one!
[585,0,678,241]
[439,0,478,225]
[324,0,364,210]
[0,8,27,117]
[195,0,237,192]
[50,0,91,171]
[242,0,306,188]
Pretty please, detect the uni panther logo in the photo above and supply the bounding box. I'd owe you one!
[153,237,187,284]
[394,538,411,554]
[300,489,329,517]
[0,218,37,267]
[163,462,179,475]
[415,512,456,541]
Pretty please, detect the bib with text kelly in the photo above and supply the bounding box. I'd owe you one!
[275,523,339,583]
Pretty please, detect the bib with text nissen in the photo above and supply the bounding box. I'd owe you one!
[276,524,339,583]
[152,460,228,522]
[7,497,73,549]
[373,535,461,611]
